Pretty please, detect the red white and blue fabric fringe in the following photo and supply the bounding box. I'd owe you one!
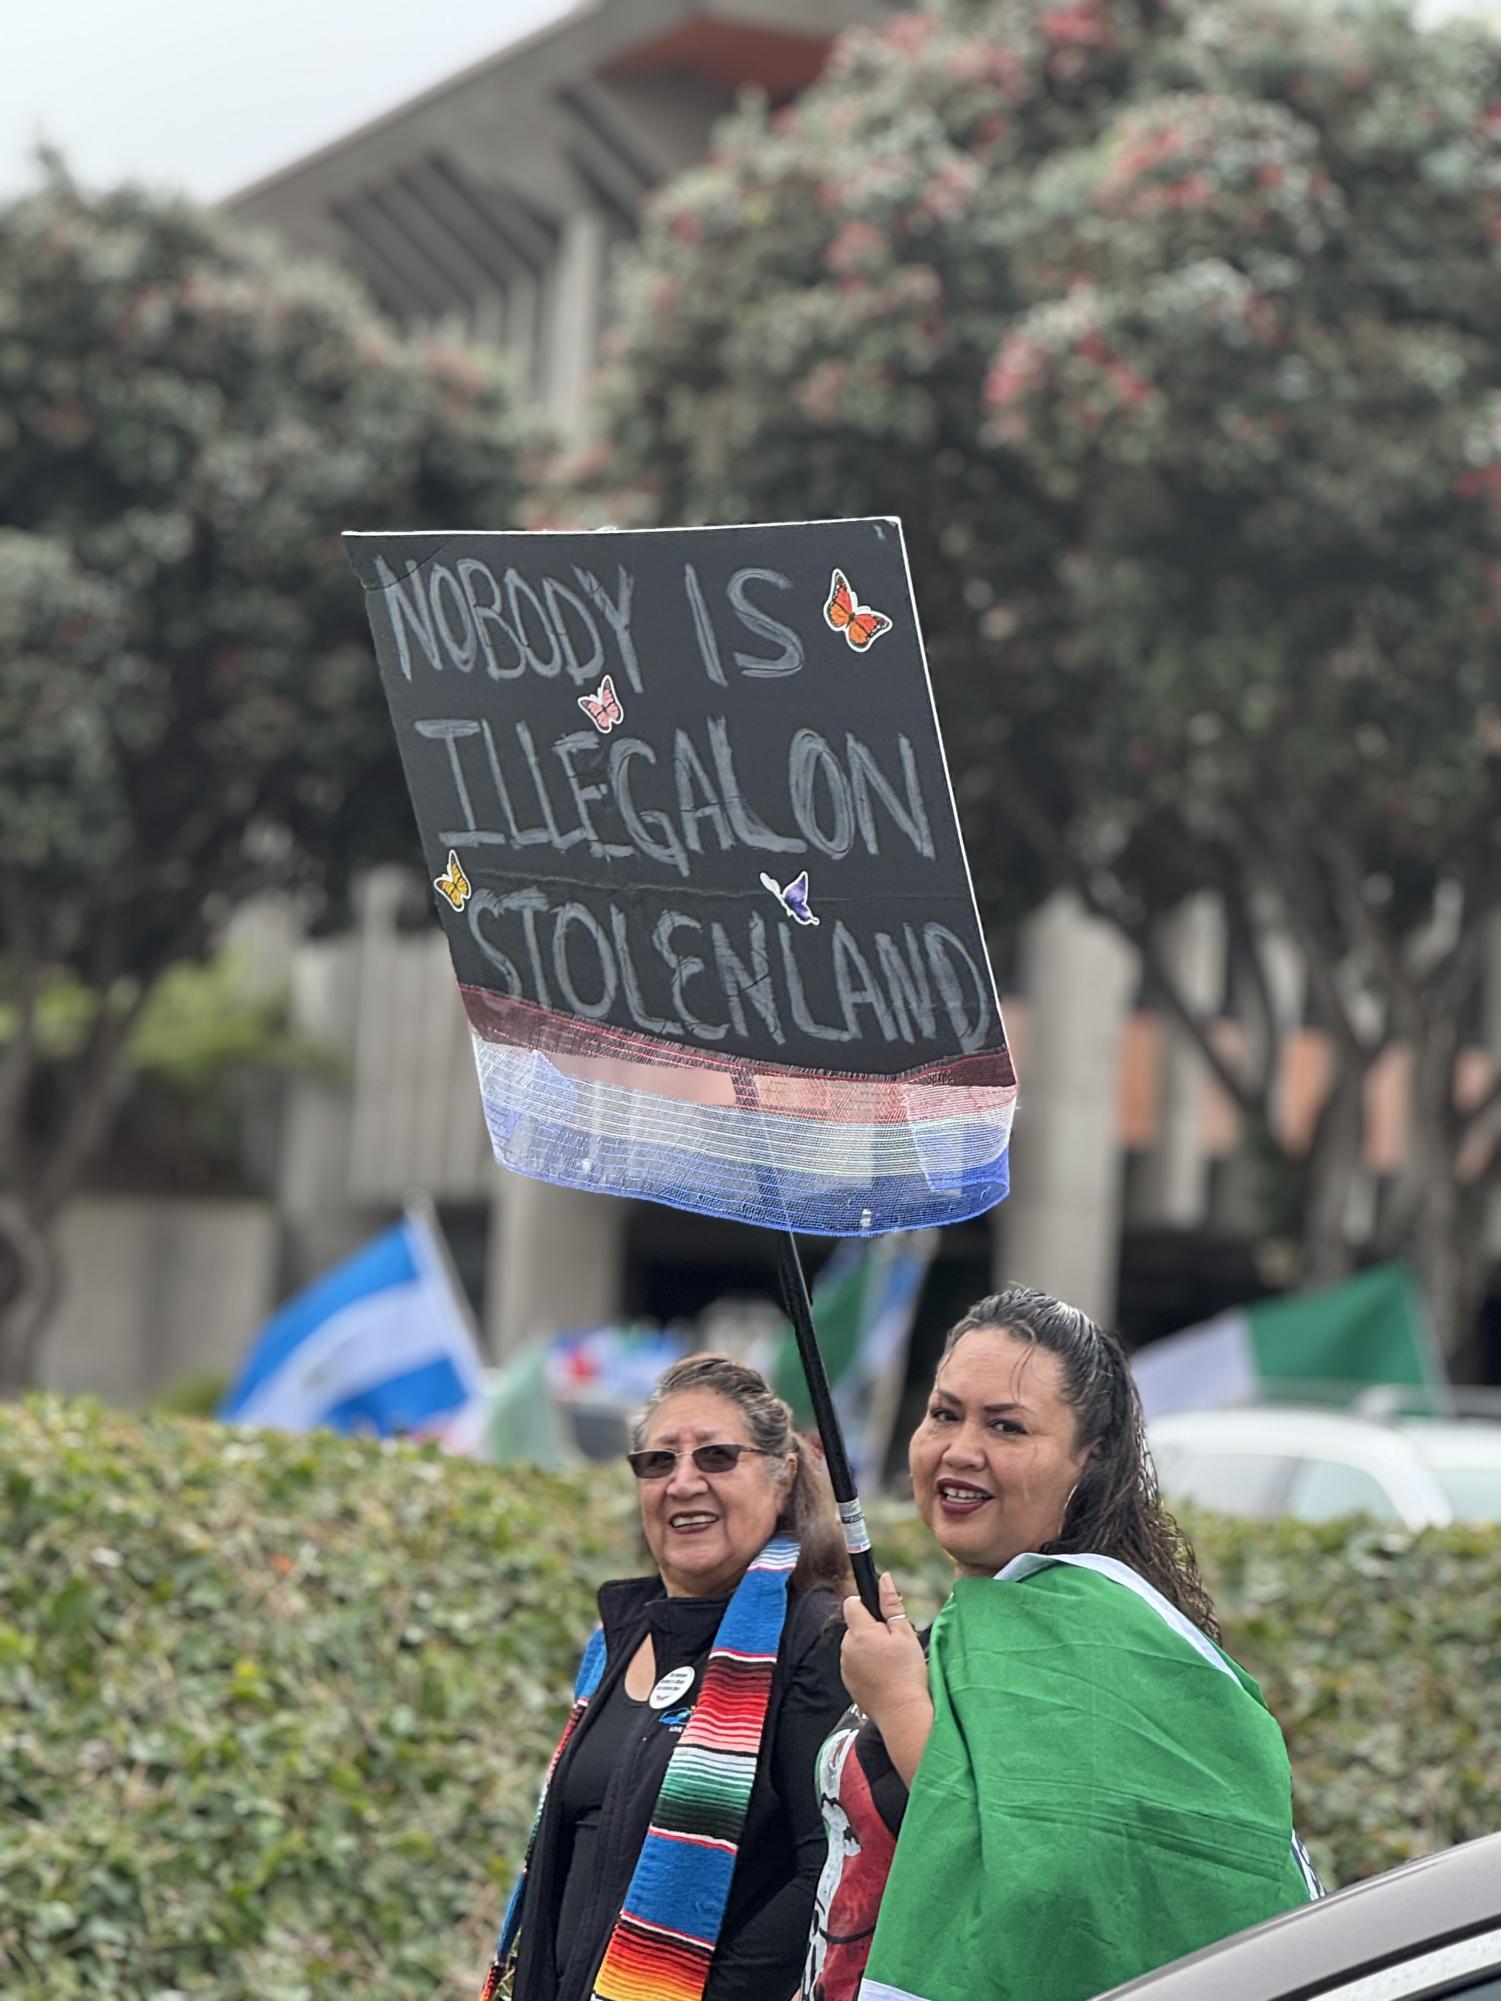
[460,989,1015,1237]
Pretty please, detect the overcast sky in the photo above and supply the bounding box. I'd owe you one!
[0,0,576,201]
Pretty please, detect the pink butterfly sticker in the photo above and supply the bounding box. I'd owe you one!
[577,674,624,733]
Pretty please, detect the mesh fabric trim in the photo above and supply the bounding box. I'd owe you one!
[469,1034,1014,1236]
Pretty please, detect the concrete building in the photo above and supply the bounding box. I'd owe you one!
[45,0,1493,1395]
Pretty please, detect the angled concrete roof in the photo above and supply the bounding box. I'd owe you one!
[224,0,888,326]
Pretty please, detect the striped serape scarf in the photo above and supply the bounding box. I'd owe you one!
[482,1533,798,2001]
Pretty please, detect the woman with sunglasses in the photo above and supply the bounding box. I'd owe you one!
[484,1352,852,2001]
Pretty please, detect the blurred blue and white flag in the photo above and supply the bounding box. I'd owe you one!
[220,1207,484,1436]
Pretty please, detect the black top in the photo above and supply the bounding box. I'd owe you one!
[512,1575,846,2001]
[552,1674,647,1981]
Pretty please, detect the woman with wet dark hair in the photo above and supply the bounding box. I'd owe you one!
[805,1286,1319,2001]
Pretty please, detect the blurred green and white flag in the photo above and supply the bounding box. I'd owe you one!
[448,1342,578,1468]
[1132,1263,1445,1418]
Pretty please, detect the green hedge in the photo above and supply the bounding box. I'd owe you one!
[1,1400,1497,1997]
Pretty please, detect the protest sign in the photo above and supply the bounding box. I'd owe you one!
[345,518,1015,1237]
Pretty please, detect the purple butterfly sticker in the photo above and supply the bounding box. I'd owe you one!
[760,870,820,927]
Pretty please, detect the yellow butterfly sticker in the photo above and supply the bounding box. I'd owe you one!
[434,849,471,913]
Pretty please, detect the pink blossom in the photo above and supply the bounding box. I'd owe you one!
[1105,361,1155,407]
[881,13,938,56]
[826,219,887,273]
[796,359,850,427]
[1168,172,1216,211]
[985,334,1047,410]
[1039,3,1116,48]
[1103,124,1191,198]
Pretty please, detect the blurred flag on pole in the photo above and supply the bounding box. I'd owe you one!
[219,1202,484,1436]
[773,1235,933,1485]
[1132,1263,1446,1419]
[483,1340,579,1468]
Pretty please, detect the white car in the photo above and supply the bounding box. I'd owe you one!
[1148,1408,1501,1529]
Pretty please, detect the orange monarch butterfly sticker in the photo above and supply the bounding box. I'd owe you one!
[433,849,471,912]
[577,673,625,733]
[823,569,893,652]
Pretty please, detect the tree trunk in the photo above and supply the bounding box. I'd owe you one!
[1380,1008,1490,1372]
[0,971,151,1394]
[0,1197,62,1397]
[1407,1176,1489,1377]
[1299,1065,1366,1288]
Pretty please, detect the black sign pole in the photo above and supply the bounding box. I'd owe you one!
[774,1231,882,1619]
[728,1065,883,1623]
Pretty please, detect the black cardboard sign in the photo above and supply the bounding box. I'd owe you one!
[345,518,1003,1079]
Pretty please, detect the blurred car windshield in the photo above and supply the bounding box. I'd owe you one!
[1149,1442,1295,1518]
[1285,1456,1404,1525]
[1408,1430,1501,1524]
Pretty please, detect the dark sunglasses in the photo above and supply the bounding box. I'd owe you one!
[626,1443,776,1481]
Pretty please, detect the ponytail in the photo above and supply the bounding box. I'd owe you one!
[781,1433,855,1598]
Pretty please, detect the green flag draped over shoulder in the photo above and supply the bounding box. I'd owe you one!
[860,1554,1317,2001]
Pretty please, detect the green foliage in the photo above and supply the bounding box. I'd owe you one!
[1,955,330,1094]
[0,164,531,1376]
[125,954,334,1097]
[144,1369,230,1418]
[1,1401,1496,1993]
[0,166,530,973]
[584,0,1501,929]
[0,1400,624,1997]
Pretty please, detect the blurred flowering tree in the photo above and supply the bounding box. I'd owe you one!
[0,167,529,1389]
[574,0,1501,1355]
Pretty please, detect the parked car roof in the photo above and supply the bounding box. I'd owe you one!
[1149,1407,1501,1529]
[1097,1831,1501,1999]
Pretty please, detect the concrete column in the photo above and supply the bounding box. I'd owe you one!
[472,288,505,346]
[275,929,374,1285]
[542,208,608,439]
[996,891,1136,1327]
[1133,894,1224,1229]
[42,1195,278,1402]
[485,1171,628,1358]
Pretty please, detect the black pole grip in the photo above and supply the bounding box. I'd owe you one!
[775,1230,883,1619]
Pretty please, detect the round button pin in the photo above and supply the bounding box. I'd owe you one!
[649,1665,695,1709]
